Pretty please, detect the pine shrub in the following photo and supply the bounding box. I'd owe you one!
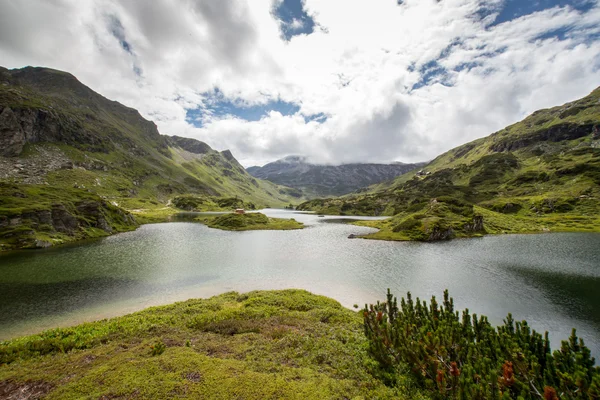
[363,289,600,399]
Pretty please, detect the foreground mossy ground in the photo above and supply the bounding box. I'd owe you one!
[198,212,304,231]
[0,290,422,399]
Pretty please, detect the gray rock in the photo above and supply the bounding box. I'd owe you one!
[464,215,485,233]
[35,239,52,248]
[428,226,455,241]
[51,204,79,234]
[0,107,26,156]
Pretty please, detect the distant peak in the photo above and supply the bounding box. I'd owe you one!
[279,155,307,164]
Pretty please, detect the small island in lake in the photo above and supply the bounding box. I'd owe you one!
[198,212,304,231]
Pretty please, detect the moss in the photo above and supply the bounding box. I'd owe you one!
[0,290,419,399]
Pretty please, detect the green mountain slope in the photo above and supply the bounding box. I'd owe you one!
[299,87,600,240]
[0,66,300,250]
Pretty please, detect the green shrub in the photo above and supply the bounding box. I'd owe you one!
[149,340,166,356]
[363,289,600,399]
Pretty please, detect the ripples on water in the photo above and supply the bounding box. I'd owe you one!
[0,209,598,355]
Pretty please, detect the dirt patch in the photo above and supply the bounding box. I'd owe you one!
[183,372,202,383]
[82,354,97,364]
[0,380,53,400]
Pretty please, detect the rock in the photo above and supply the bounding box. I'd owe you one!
[464,215,485,233]
[51,204,79,234]
[489,123,594,152]
[348,234,357,239]
[0,107,26,156]
[76,200,113,232]
[428,226,455,241]
[35,239,52,248]
[9,217,21,226]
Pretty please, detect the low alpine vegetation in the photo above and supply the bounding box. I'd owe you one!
[363,289,600,399]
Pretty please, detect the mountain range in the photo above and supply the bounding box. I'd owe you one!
[247,156,425,198]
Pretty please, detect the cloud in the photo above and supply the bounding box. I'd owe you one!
[1,0,599,166]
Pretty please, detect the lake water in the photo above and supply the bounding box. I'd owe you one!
[1,209,599,356]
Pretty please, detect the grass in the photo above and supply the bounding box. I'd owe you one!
[299,87,600,241]
[199,212,304,231]
[0,290,422,399]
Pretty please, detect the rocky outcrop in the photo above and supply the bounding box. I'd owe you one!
[463,215,485,233]
[0,107,26,157]
[489,123,594,153]
[0,105,106,157]
[50,204,80,234]
[427,226,455,241]
[168,135,212,155]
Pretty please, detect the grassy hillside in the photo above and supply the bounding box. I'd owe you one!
[298,87,600,240]
[0,290,421,399]
[0,66,302,250]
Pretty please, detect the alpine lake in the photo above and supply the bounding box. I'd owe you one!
[1,209,599,356]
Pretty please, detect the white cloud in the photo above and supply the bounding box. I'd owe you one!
[1,0,599,166]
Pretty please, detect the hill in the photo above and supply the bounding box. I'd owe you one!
[298,87,600,240]
[0,66,300,250]
[247,155,425,198]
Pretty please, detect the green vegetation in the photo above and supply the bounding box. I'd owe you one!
[0,290,415,399]
[200,212,304,231]
[0,182,137,251]
[2,288,598,399]
[364,289,600,399]
[171,194,256,212]
[0,67,304,250]
[299,87,600,240]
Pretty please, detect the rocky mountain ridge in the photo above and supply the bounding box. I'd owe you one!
[247,155,425,198]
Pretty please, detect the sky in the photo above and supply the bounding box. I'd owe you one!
[1,0,599,167]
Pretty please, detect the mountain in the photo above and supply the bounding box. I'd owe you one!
[298,87,600,240]
[247,155,425,198]
[0,66,300,250]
